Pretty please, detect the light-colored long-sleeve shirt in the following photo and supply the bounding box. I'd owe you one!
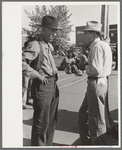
[85,38,112,78]
[22,40,58,79]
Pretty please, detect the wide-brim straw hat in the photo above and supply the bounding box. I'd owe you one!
[84,21,104,35]
[35,15,62,30]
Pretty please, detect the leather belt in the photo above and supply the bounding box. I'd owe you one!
[45,74,56,79]
[88,76,99,80]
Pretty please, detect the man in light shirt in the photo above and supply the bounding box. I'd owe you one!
[22,15,61,146]
[78,21,112,145]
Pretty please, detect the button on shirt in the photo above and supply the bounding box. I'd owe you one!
[85,38,112,78]
[22,40,58,79]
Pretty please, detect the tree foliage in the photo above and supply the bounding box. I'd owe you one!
[22,5,73,52]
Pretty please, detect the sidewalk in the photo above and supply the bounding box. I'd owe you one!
[23,70,119,147]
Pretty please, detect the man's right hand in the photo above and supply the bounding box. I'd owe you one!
[37,75,48,85]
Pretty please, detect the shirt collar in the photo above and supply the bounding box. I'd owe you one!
[41,41,49,49]
[89,38,101,49]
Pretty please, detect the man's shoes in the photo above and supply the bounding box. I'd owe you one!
[22,105,26,109]
[107,124,118,140]
[92,137,106,145]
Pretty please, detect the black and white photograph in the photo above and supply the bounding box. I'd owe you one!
[2,1,120,148]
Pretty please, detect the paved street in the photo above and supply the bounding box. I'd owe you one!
[23,70,119,147]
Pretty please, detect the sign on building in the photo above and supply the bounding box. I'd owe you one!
[76,26,85,47]
[109,24,117,48]
[76,24,117,49]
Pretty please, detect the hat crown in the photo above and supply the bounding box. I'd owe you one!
[85,21,103,35]
[42,15,61,30]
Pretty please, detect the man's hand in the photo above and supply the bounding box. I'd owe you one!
[37,75,48,85]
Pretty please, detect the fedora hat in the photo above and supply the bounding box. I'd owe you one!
[84,21,104,35]
[36,15,62,30]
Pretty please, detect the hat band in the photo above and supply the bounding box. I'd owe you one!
[85,25,101,31]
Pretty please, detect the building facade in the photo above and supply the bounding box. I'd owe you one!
[76,24,117,49]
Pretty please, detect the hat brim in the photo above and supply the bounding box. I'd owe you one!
[84,29,104,35]
[34,24,62,30]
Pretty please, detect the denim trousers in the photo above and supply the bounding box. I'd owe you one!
[78,78,108,145]
[31,77,59,146]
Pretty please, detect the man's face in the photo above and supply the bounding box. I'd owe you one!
[43,27,57,43]
[84,31,95,46]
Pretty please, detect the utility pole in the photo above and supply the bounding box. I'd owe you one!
[101,5,115,130]
[101,5,109,38]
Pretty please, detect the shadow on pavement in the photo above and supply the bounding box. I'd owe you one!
[23,138,31,146]
[25,107,33,110]
[56,109,79,133]
[23,108,118,146]
[110,73,118,76]
[23,108,118,133]
[110,109,118,121]
[72,109,119,146]
[23,138,70,146]
[56,108,118,133]
[71,138,81,146]
[56,108,118,146]
[23,118,33,126]
[72,134,118,146]
[52,143,69,146]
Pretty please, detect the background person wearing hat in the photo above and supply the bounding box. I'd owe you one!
[22,15,61,146]
[58,52,73,72]
[76,50,88,74]
[70,51,83,76]
[78,21,112,145]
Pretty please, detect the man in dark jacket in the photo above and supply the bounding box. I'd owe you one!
[22,15,61,146]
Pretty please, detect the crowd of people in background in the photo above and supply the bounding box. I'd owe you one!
[22,45,89,109]
[59,48,88,76]
[22,48,88,109]
[22,43,34,109]
[22,43,118,110]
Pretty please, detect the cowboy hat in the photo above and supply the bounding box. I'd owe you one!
[35,15,62,30]
[84,21,104,35]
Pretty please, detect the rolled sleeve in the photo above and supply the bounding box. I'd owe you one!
[22,41,40,79]
[23,41,40,60]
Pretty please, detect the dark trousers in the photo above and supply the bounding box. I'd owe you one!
[78,78,108,145]
[31,77,59,146]
[22,75,29,105]
[27,79,33,100]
